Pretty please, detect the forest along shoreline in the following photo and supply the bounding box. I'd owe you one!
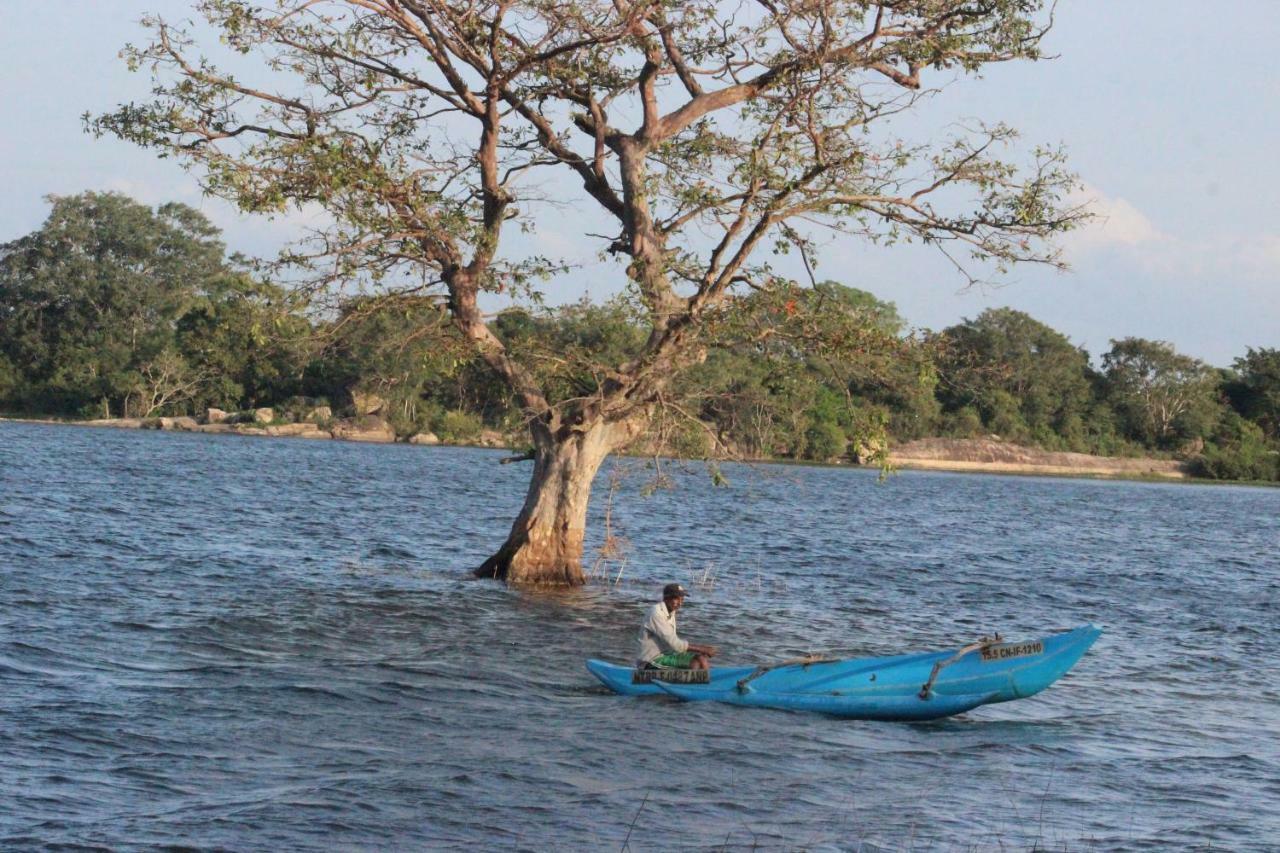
[1,414,1193,482]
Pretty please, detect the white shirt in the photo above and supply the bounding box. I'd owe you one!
[637,601,688,665]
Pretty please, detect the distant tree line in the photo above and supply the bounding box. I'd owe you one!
[2,193,1277,481]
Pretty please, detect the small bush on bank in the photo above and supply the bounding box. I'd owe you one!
[803,420,846,461]
[942,406,983,438]
[1192,414,1280,481]
[431,409,484,443]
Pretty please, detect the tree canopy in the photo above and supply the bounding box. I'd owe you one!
[1102,337,1219,449]
[92,1,1082,422]
[936,307,1094,446]
[88,1,1095,583]
[1227,348,1280,441]
[0,192,304,417]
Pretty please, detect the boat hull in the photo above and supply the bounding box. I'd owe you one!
[584,658,757,696]
[586,624,1101,721]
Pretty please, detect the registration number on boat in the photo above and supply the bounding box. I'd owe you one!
[980,641,1044,662]
[632,668,710,685]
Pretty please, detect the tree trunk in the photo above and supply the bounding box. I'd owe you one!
[476,420,621,586]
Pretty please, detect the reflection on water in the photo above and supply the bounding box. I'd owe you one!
[1,421,1277,849]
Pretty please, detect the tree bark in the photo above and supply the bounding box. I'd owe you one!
[475,420,623,586]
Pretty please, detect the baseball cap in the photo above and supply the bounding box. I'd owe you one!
[662,583,688,599]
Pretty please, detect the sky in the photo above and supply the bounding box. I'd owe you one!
[1,1,1277,367]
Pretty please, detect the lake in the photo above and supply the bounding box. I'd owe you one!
[1,421,1277,849]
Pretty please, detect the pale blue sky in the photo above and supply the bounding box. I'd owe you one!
[2,2,1277,366]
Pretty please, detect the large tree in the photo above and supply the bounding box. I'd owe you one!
[0,192,227,416]
[1226,347,1280,440]
[935,307,1093,445]
[1101,337,1220,448]
[94,0,1083,585]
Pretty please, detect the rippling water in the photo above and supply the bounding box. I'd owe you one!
[1,421,1277,850]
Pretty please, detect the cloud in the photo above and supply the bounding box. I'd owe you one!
[1065,183,1165,253]
[1065,183,1280,285]
[1219,233,1280,281]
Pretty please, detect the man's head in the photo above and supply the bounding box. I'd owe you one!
[662,582,687,612]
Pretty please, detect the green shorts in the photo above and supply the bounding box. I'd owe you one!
[651,651,698,669]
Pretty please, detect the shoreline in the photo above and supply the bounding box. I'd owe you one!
[0,413,1230,485]
[885,437,1190,481]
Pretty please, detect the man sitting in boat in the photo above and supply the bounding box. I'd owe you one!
[637,583,718,670]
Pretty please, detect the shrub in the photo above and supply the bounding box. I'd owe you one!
[982,389,1029,442]
[431,408,483,443]
[803,419,846,461]
[942,406,982,438]
[1192,414,1279,481]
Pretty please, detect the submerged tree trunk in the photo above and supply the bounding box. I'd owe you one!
[476,420,626,586]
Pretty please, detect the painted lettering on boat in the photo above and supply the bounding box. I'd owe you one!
[631,668,710,685]
[980,640,1044,662]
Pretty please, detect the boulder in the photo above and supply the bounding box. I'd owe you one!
[1178,437,1205,458]
[306,405,332,424]
[252,407,275,424]
[194,423,236,434]
[82,418,145,429]
[408,431,440,445]
[140,417,197,431]
[266,423,329,439]
[330,416,396,443]
[476,429,508,448]
[206,407,230,424]
[350,391,386,416]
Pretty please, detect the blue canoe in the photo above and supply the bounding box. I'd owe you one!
[586,624,1101,721]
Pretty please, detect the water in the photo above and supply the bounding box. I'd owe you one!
[1,422,1277,850]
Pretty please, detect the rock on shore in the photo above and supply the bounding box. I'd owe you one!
[329,416,396,443]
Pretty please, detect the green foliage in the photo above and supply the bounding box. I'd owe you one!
[431,409,484,444]
[1101,337,1222,448]
[942,406,984,439]
[1192,412,1280,482]
[804,420,847,462]
[383,399,442,441]
[664,419,714,460]
[0,192,302,417]
[176,272,311,410]
[0,354,19,404]
[810,281,906,335]
[982,389,1030,443]
[1225,347,1280,440]
[493,298,646,407]
[936,308,1093,444]
[304,295,468,421]
[673,281,925,461]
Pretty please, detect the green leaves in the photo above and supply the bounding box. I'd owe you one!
[1102,337,1220,448]
[0,192,302,415]
[84,0,1084,449]
[935,308,1094,447]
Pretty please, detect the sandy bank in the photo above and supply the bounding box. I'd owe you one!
[889,438,1188,479]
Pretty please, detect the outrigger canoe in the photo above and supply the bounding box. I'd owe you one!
[586,624,1101,721]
